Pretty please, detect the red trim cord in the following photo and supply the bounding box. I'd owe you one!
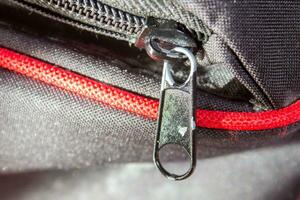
[0,47,299,131]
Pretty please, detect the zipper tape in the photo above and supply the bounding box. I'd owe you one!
[11,0,144,42]
[1,47,300,131]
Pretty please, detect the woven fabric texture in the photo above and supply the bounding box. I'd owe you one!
[102,0,300,108]
[0,1,300,172]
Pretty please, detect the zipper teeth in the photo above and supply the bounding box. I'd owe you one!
[12,0,132,41]
[1,47,300,131]
[44,0,145,35]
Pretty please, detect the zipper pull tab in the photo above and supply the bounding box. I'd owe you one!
[154,47,197,180]
[135,19,199,180]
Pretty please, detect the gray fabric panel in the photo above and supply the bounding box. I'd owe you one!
[0,143,300,200]
[0,68,154,171]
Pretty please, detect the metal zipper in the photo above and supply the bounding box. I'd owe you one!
[12,0,202,44]
[154,48,197,180]
[135,20,199,180]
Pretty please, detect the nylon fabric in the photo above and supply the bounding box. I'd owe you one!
[176,0,300,108]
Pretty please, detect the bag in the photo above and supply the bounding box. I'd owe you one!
[0,0,300,180]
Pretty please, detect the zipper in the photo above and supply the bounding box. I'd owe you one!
[45,0,145,40]
[12,0,203,43]
[153,48,197,180]
[134,20,199,179]
[4,0,297,180]
[11,0,144,42]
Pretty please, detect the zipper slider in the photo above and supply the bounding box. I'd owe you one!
[135,19,198,180]
[135,18,198,61]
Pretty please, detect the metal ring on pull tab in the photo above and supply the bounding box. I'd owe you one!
[154,47,197,181]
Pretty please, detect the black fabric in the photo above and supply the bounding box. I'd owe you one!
[178,0,300,108]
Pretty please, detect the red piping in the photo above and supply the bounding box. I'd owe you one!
[0,47,299,131]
